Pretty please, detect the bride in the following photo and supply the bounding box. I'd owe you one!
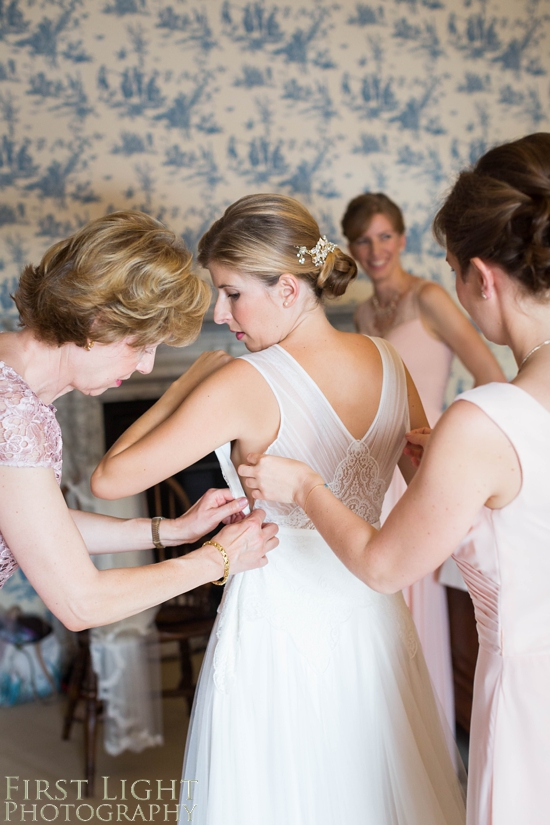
[92,194,465,824]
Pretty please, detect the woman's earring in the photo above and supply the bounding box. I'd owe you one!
[85,340,95,350]
[481,291,488,300]
[283,301,289,307]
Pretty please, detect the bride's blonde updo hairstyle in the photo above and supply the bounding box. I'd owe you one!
[198,194,357,300]
[434,132,550,295]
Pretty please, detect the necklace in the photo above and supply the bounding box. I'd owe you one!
[372,281,412,327]
[519,338,550,370]
[371,294,399,320]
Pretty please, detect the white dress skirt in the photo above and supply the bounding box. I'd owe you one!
[180,340,465,825]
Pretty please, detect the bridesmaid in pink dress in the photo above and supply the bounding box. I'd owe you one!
[243,132,550,825]
[343,194,504,727]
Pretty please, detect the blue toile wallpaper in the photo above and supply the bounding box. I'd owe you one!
[0,0,549,374]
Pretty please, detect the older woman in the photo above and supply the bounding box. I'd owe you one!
[240,132,550,825]
[0,210,276,631]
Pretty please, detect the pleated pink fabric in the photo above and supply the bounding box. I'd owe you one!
[454,383,550,825]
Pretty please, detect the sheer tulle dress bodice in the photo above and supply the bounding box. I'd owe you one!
[0,362,63,588]
[241,340,408,529]
[180,338,465,825]
[453,384,550,825]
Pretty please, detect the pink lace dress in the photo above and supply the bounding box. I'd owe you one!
[0,362,63,589]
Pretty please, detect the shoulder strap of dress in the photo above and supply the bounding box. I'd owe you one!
[364,337,410,477]
[239,346,354,439]
[369,336,409,432]
[456,383,540,449]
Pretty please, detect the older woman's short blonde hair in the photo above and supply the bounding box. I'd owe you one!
[14,211,211,348]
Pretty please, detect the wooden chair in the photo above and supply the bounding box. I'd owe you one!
[147,476,219,707]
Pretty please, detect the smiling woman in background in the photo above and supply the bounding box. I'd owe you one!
[0,210,276,629]
[342,192,505,727]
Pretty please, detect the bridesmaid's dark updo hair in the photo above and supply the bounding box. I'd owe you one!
[434,132,550,295]
[198,194,357,300]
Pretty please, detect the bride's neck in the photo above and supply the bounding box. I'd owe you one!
[279,302,335,351]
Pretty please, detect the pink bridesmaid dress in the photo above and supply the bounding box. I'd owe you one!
[355,276,455,728]
[453,382,550,825]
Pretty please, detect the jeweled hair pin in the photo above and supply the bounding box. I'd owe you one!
[296,236,337,266]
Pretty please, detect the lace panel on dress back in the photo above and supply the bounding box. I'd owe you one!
[240,340,409,529]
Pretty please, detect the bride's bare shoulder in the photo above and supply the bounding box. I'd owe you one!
[338,330,386,362]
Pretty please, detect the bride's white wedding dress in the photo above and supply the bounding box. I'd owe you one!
[180,338,465,825]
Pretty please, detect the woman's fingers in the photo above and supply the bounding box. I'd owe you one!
[216,508,278,574]
[405,427,432,445]
[403,428,432,468]
[239,455,311,503]
[212,495,249,520]
[199,487,241,507]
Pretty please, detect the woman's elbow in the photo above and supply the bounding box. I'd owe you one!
[364,570,401,595]
[48,600,93,632]
[61,613,89,633]
[43,578,105,632]
[90,465,117,500]
[359,551,402,595]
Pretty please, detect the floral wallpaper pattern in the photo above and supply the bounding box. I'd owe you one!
[0,0,549,349]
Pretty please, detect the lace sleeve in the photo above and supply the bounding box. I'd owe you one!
[0,368,63,482]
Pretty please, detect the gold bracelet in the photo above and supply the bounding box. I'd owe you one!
[151,516,166,550]
[303,482,329,516]
[203,540,230,586]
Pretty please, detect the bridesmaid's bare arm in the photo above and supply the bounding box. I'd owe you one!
[240,400,520,593]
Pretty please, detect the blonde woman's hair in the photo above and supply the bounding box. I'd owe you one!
[198,194,357,299]
[14,211,211,348]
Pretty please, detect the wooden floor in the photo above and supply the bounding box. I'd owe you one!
[0,660,193,824]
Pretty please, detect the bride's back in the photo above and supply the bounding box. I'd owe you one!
[283,330,384,440]
[229,330,409,529]
[199,192,424,503]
